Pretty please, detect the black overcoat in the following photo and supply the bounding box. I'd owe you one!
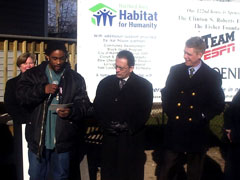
[161,61,225,152]
[224,90,240,179]
[16,61,91,155]
[224,90,240,143]
[94,72,153,180]
[4,74,30,180]
[4,74,30,124]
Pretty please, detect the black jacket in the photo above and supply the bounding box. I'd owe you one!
[161,62,225,152]
[17,61,90,157]
[4,74,30,124]
[93,72,153,180]
[94,72,153,135]
[224,90,240,143]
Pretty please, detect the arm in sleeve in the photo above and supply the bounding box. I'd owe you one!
[161,66,176,117]
[16,70,48,107]
[224,91,240,143]
[67,76,91,122]
[4,79,21,121]
[203,72,225,121]
[127,81,153,134]
[93,80,110,130]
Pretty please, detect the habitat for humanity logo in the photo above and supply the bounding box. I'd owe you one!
[89,3,117,26]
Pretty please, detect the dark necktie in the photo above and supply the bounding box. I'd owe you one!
[119,79,126,89]
[189,67,195,78]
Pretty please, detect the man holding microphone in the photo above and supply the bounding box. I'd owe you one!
[17,41,90,180]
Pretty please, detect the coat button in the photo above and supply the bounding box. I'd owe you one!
[176,116,180,120]
[177,103,181,107]
[192,92,196,96]
[188,118,192,122]
[190,105,194,109]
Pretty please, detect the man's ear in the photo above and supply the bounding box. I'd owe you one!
[129,66,134,73]
[197,52,203,59]
[46,55,50,61]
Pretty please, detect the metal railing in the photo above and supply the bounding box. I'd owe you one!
[0,34,77,101]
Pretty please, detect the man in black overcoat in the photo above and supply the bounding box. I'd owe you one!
[94,50,153,180]
[159,37,225,180]
[224,90,240,180]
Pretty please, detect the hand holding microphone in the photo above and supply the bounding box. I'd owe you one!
[45,81,59,95]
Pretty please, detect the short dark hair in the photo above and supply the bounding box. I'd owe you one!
[45,41,68,57]
[17,53,36,67]
[116,50,135,67]
[185,37,206,54]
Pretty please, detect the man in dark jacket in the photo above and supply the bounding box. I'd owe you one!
[224,90,240,180]
[159,37,225,180]
[94,50,153,180]
[16,41,90,180]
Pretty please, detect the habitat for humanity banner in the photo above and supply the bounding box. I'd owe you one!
[77,0,240,102]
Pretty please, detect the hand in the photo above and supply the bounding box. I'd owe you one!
[56,107,70,118]
[225,129,232,142]
[110,121,128,132]
[105,121,129,136]
[45,84,58,94]
[104,127,119,136]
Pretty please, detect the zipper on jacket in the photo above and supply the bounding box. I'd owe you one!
[37,100,48,160]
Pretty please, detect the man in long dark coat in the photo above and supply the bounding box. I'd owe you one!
[94,50,153,180]
[159,37,225,180]
[224,90,240,180]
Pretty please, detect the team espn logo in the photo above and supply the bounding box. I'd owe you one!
[202,31,235,60]
[89,3,117,26]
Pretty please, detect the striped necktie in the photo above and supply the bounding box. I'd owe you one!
[189,67,195,78]
[119,79,126,89]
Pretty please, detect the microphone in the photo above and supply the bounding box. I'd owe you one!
[48,81,59,101]
[53,80,59,85]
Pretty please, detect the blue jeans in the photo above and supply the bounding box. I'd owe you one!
[28,148,70,180]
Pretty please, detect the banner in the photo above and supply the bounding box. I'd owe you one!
[77,0,240,102]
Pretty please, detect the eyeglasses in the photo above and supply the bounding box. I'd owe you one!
[114,65,129,71]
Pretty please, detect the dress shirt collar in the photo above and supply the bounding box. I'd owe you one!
[188,60,202,75]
